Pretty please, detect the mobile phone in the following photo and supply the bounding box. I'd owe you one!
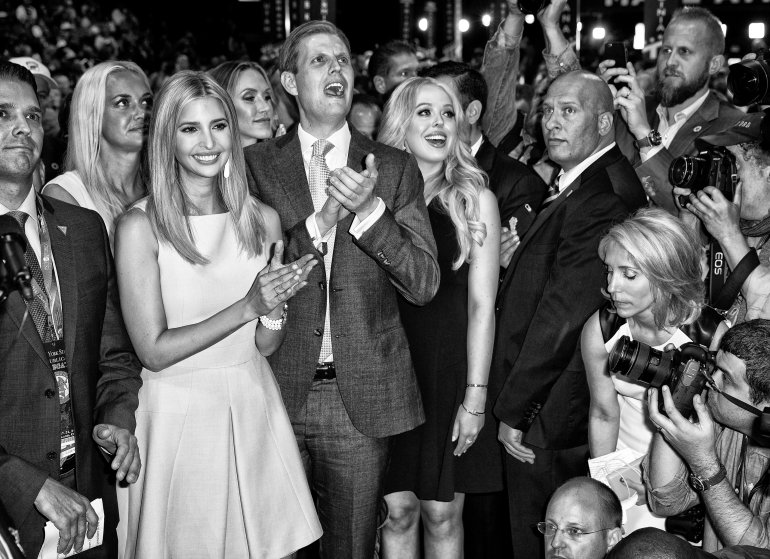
[604,42,628,85]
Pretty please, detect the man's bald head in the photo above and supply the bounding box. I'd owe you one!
[605,527,712,559]
[541,71,615,171]
[550,477,623,529]
[553,70,615,116]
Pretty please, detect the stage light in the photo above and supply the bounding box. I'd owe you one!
[633,23,645,50]
[592,26,606,40]
[749,22,765,40]
[418,17,428,31]
[459,18,470,33]
[482,13,492,27]
[524,14,535,24]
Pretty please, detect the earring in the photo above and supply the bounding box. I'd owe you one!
[223,158,231,179]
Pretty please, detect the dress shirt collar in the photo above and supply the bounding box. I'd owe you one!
[559,142,615,192]
[0,185,39,233]
[298,122,351,168]
[470,134,484,157]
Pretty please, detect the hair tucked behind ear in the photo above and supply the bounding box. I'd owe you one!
[146,70,265,264]
[378,77,488,269]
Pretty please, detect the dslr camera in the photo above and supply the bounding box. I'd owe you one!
[728,50,770,106]
[609,335,715,417]
[668,146,738,208]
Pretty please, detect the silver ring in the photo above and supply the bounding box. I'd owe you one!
[466,438,474,444]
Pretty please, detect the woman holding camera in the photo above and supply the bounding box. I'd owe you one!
[581,207,727,532]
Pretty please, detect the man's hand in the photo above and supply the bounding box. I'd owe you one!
[93,423,141,483]
[499,421,536,464]
[648,387,720,476]
[500,225,520,269]
[610,67,653,140]
[683,184,743,247]
[327,153,379,220]
[537,0,568,29]
[34,478,98,555]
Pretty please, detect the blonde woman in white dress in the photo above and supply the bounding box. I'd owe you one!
[114,70,322,559]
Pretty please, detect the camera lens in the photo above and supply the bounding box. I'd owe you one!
[608,336,638,376]
[518,0,548,15]
[669,156,694,188]
[728,58,770,106]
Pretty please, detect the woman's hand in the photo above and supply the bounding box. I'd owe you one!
[452,403,485,456]
[244,240,317,320]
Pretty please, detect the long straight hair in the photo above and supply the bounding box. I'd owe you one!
[66,61,150,235]
[378,77,487,269]
[146,70,265,264]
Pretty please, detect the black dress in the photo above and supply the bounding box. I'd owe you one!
[385,203,503,502]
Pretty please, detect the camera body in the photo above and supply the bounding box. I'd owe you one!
[668,146,738,208]
[609,335,715,417]
[728,50,770,106]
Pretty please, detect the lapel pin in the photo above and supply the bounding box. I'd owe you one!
[693,125,702,133]
[57,225,67,235]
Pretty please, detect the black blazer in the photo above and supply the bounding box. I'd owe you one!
[476,135,546,237]
[0,196,141,557]
[491,149,630,450]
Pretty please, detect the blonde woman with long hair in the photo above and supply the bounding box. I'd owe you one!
[43,61,151,244]
[378,77,501,558]
[114,71,321,558]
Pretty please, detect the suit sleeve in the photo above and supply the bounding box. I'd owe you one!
[494,194,627,429]
[497,169,546,228]
[0,449,48,533]
[354,154,439,306]
[94,218,142,432]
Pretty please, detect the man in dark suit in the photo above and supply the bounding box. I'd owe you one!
[0,62,142,558]
[605,7,743,213]
[243,20,439,559]
[492,70,631,557]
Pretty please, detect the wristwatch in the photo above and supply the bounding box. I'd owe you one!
[688,463,728,492]
[635,129,662,149]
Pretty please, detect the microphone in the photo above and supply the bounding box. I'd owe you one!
[0,214,34,301]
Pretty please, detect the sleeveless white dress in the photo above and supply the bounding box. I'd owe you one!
[605,323,692,534]
[117,201,322,558]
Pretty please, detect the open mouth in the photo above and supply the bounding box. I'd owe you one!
[324,82,345,97]
[425,133,447,148]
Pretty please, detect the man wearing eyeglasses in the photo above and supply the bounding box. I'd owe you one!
[645,319,770,552]
[540,477,624,559]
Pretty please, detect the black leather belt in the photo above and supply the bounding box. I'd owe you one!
[314,362,336,380]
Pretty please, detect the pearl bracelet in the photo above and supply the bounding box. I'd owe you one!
[259,303,288,331]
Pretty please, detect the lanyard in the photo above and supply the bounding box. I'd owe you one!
[31,196,63,341]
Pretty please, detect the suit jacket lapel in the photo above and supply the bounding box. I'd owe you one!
[668,93,720,156]
[275,131,315,223]
[43,202,78,367]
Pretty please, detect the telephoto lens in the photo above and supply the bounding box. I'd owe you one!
[728,51,770,106]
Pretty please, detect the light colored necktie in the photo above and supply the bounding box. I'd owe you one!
[309,139,335,361]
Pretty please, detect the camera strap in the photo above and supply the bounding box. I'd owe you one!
[712,247,760,311]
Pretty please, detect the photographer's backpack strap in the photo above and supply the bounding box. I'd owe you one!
[713,248,761,312]
[681,305,723,349]
[599,302,625,343]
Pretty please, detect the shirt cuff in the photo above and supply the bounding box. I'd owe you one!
[350,197,386,239]
[640,145,664,163]
[543,45,580,78]
[306,213,332,252]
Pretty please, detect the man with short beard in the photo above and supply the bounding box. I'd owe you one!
[600,7,743,213]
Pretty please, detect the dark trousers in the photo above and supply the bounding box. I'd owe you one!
[293,378,390,559]
[505,443,589,558]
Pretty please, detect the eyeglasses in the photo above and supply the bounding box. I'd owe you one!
[537,521,610,540]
